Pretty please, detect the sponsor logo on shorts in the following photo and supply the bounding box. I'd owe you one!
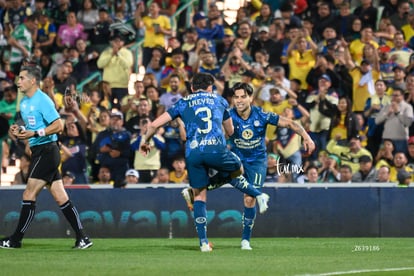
[195,217,207,224]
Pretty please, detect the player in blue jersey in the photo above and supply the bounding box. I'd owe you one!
[141,73,270,252]
[182,82,315,250]
[0,66,92,249]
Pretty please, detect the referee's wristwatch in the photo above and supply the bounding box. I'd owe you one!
[33,131,39,138]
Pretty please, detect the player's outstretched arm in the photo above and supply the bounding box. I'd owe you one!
[277,116,315,154]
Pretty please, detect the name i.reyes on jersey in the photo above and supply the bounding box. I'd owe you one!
[187,97,215,107]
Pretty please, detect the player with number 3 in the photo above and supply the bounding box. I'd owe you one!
[140,73,270,252]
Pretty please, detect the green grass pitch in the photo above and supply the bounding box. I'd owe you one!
[1,238,414,276]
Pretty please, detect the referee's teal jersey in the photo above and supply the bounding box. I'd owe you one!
[20,89,60,147]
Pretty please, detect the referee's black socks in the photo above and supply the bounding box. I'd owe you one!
[60,200,85,240]
[11,200,36,242]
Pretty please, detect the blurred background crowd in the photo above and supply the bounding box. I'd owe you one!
[1,0,414,187]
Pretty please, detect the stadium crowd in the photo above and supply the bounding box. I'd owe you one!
[2,0,414,187]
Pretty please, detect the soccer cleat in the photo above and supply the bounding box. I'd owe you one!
[0,237,21,249]
[241,239,252,250]
[181,187,194,211]
[73,237,93,249]
[257,193,270,214]
[200,242,212,252]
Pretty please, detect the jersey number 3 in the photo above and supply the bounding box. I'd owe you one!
[195,107,212,134]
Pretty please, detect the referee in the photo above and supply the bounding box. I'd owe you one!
[0,66,92,249]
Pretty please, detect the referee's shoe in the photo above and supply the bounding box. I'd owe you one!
[0,237,22,249]
[73,237,93,249]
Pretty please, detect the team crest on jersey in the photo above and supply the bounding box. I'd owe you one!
[242,129,253,140]
[254,120,260,127]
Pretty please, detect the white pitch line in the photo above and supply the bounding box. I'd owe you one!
[298,267,414,276]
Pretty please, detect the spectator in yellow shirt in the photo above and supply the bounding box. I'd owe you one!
[349,25,378,65]
[96,32,133,109]
[306,74,339,159]
[287,29,317,90]
[262,88,292,140]
[401,9,414,43]
[389,152,414,183]
[169,155,188,183]
[344,44,381,112]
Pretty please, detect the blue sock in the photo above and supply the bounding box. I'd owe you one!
[242,207,256,241]
[193,200,208,245]
[230,175,261,197]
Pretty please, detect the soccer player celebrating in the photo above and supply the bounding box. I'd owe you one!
[183,82,315,250]
[141,73,270,252]
[1,66,92,249]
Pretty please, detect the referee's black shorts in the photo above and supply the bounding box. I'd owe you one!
[29,142,62,183]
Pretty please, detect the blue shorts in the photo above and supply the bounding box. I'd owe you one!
[186,149,241,189]
[242,159,267,190]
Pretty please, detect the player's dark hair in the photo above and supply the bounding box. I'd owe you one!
[20,65,42,86]
[191,73,215,91]
[231,82,254,96]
